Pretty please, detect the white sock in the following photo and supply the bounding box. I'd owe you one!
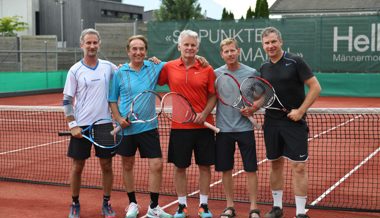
[295,195,307,215]
[272,190,283,208]
[199,194,208,205]
[178,196,187,206]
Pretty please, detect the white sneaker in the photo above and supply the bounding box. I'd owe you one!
[147,205,173,218]
[125,202,140,218]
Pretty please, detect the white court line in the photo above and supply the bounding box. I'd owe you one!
[0,139,69,155]
[141,114,372,216]
[305,114,379,212]
[308,146,380,208]
[140,159,269,217]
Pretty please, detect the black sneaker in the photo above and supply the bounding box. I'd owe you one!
[295,214,309,218]
[264,206,283,218]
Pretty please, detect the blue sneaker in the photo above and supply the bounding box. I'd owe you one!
[198,204,212,218]
[69,203,80,218]
[102,203,116,218]
[174,204,188,218]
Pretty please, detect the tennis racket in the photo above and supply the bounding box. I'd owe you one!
[58,119,123,149]
[239,76,289,112]
[111,90,162,134]
[215,72,261,129]
[161,92,220,133]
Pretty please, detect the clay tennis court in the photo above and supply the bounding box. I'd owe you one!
[0,93,379,218]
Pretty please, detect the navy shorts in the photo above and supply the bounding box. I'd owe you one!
[215,131,258,172]
[263,118,309,161]
[67,125,117,160]
[168,129,215,168]
[116,128,162,158]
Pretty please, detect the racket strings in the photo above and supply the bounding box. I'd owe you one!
[92,122,122,147]
[216,75,243,107]
[241,78,275,108]
[131,91,161,122]
[162,93,194,123]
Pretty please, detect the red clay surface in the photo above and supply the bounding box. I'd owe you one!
[1,181,379,218]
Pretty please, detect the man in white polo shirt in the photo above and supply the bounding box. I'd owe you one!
[62,28,118,218]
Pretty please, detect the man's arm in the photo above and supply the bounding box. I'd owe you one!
[63,94,82,138]
[288,76,321,122]
[109,102,130,128]
[194,94,217,124]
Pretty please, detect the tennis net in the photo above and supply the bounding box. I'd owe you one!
[0,106,379,212]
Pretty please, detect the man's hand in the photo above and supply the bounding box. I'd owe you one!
[193,112,207,125]
[148,56,161,64]
[117,116,131,128]
[195,55,209,67]
[287,108,305,122]
[70,126,83,138]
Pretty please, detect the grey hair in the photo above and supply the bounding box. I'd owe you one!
[79,28,101,44]
[178,30,200,46]
[261,26,282,41]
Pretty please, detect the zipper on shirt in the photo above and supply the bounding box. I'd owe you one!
[185,68,189,84]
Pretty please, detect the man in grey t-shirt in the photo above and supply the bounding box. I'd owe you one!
[214,38,260,218]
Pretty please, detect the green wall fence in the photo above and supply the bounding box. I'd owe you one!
[0,71,379,98]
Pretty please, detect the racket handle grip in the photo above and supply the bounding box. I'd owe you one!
[248,116,261,130]
[58,131,71,136]
[110,126,122,135]
[203,122,220,133]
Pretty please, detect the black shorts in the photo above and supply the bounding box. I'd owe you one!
[67,125,117,160]
[263,118,309,161]
[116,128,162,158]
[168,129,215,168]
[215,131,258,172]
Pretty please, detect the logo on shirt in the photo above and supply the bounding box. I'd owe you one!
[194,71,201,75]
[285,63,292,67]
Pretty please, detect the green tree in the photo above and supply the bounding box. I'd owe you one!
[221,8,235,21]
[260,0,269,18]
[228,11,235,20]
[221,8,228,20]
[155,0,204,21]
[245,6,255,20]
[0,16,28,36]
[255,0,269,18]
[254,0,262,18]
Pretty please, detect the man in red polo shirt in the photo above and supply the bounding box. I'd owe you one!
[158,29,216,218]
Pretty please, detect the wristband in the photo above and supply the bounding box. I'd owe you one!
[68,120,78,129]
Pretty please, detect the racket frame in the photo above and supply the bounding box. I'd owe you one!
[58,118,122,149]
[161,92,220,133]
[128,90,162,123]
[243,76,289,113]
[215,72,260,128]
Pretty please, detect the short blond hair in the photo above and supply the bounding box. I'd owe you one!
[220,38,239,51]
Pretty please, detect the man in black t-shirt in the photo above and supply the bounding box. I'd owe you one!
[259,27,321,218]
